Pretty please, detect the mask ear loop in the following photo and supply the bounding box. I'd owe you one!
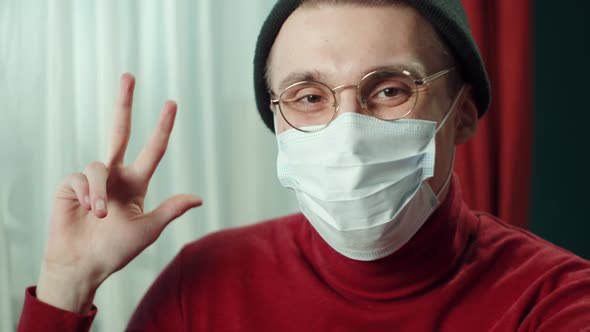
[436,84,465,133]
[436,147,455,200]
[434,84,465,199]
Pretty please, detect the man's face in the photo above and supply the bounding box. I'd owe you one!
[267,4,475,196]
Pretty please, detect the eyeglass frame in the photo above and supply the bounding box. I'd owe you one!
[269,67,456,133]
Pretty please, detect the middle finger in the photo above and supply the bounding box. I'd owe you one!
[132,100,178,180]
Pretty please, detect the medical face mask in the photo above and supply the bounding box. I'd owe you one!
[275,87,463,261]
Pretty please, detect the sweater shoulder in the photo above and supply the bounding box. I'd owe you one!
[468,213,590,329]
[472,211,590,278]
[179,213,305,268]
[476,212,585,257]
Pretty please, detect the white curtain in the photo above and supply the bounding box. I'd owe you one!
[0,0,299,331]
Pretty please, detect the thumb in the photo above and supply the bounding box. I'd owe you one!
[142,194,203,232]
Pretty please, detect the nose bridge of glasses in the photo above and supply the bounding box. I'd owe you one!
[332,84,367,112]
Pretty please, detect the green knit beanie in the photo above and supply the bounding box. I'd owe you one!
[253,0,491,132]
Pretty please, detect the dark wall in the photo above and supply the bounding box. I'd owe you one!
[530,1,590,259]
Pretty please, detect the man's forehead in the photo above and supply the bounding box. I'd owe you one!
[267,4,442,89]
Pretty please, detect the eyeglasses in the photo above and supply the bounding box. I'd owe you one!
[270,67,455,132]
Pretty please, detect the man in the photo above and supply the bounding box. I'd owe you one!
[18,0,590,331]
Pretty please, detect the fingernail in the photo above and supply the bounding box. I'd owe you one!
[96,199,106,212]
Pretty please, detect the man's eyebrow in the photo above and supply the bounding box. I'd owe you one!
[274,62,428,93]
[277,70,325,92]
[365,62,428,78]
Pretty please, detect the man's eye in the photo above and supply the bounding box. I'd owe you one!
[365,82,411,109]
[365,78,412,101]
[300,95,324,103]
[378,87,403,98]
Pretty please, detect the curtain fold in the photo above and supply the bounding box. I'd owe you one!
[0,186,14,332]
[456,0,532,228]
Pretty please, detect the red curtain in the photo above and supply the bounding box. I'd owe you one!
[454,0,532,228]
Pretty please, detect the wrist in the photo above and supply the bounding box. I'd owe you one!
[36,261,102,314]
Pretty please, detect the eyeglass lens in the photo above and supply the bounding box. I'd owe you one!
[278,70,419,132]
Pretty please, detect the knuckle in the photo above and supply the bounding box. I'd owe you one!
[74,175,90,192]
[70,170,84,179]
[62,172,83,187]
[64,172,80,182]
[84,161,107,175]
[56,173,87,195]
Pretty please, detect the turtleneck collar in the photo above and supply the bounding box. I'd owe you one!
[296,174,478,303]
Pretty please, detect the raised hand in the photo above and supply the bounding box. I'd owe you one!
[36,73,202,314]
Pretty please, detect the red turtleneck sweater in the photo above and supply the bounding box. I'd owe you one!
[18,177,590,331]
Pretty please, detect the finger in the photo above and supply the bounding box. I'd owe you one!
[140,194,202,234]
[107,73,136,167]
[60,173,91,210]
[83,162,109,218]
[133,100,177,179]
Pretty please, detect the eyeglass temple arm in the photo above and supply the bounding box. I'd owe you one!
[268,89,280,105]
[415,67,455,85]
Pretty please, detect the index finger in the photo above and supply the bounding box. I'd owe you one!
[107,73,136,167]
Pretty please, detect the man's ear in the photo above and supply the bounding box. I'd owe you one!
[454,85,479,145]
